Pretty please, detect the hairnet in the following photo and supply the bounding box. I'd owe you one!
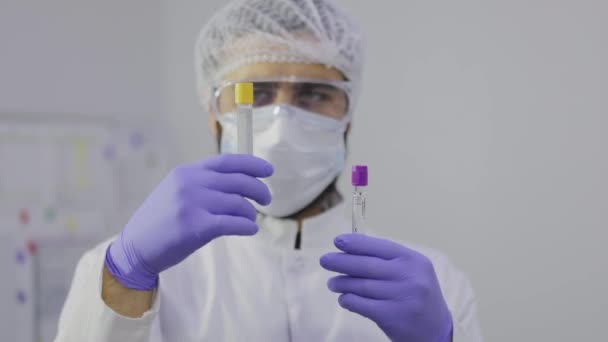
[194,0,365,112]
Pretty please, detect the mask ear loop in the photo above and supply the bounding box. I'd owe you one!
[336,79,353,133]
[210,86,222,153]
[339,113,352,131]
[211,85,225,120]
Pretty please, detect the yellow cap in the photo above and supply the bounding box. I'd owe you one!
[235,83,254,105]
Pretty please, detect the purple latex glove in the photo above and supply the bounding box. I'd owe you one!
[320,234,453,342]
[105,154,273,290]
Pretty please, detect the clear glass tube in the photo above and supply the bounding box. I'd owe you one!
[352,186,366,233]
[236,104,253,154]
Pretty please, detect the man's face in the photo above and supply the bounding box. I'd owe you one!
[207,62,347,139]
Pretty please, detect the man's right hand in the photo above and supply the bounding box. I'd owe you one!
[105,154,273,291]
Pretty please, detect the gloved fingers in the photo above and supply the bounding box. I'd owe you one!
[337,293,382,322]
[199,191,257,221]
[200,154,274,178]
[197,211,259,239]
[202,172,271,205]
[328,275,400,300]
[334,234,415,260]
[320,253,396,279]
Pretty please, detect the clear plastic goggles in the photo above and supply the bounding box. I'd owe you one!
[212,77,352,120]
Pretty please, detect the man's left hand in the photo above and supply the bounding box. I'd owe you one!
[320,233,453,342]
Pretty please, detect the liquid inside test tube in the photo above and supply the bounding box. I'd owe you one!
[235,83,253,155]
[352,165,368,233]
[236,104,253,154]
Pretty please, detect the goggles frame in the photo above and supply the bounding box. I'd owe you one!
[211,76,353,121]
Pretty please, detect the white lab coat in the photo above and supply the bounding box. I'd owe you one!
[56,202,483,341]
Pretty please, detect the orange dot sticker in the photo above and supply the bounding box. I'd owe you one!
[19,209,30,225]
[26,240,37,255]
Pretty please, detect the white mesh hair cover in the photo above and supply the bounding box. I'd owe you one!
[195,0,365,110]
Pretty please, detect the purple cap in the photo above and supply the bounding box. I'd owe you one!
[352,165,368,186]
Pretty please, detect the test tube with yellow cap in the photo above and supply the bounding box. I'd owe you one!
[235,83,254,154]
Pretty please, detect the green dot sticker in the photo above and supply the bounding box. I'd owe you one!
[45,207,57,222]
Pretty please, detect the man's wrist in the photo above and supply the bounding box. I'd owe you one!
[101,263,155,318]
[105,242,158,291]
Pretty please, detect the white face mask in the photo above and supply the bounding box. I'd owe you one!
[218,105,348,217]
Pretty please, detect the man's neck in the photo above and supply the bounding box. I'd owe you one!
[287,182,343,222]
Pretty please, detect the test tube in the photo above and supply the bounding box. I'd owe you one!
[352,165,368,233]
[235,82,254,154]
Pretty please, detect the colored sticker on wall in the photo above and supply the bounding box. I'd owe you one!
[15,250,26,264]
[16,290,26,304]
[130,132,144,149]
[19,208,30,225]
[45,207,57,222]
[65,217,77,233]
[26,240,37,255]
[102,144,117,161]
[73,140,90,190]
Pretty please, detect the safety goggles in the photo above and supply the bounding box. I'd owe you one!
[212,77,353,121]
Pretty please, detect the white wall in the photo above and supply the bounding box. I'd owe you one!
[165,0,608,341]
[0,0,164,118]
[162,1,223,162]
[0,0,171,229]
[0,2,167,340]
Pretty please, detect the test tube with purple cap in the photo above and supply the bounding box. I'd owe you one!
[352,165,368,233]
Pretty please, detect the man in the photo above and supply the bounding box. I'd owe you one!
[56,0,482,341]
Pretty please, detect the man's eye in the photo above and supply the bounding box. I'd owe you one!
[253,89,274,106]
[299,89,332,103]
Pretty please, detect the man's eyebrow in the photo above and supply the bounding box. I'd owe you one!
[253,82,278,88]
[299,83,339,91]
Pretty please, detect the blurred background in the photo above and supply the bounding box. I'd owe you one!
[1,0,606,341]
